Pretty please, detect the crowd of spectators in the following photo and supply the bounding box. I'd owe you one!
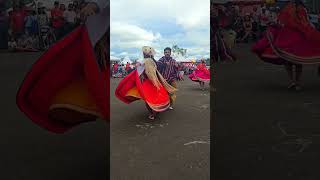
[216,3,320,44]
[217,4,279,43]
[111,61,198,79]
[0,0,89,51]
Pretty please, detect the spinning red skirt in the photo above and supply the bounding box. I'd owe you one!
[115,69,170,112]
[189,68,210,83]
[16,25,109,133]
[252,3,320,65]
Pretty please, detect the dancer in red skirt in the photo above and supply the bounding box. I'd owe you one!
[16,1,109,133]
[115,46,177,120]
[252,0,320,91]
[189,59,210,90]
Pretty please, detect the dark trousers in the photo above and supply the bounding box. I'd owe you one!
[54,26,64,40]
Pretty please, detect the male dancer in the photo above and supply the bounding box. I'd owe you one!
[157,47,179,110]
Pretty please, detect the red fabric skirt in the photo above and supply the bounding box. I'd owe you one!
[115,70,170,112]
[16,25,108,133]
[189,69,210,83]
[252,25,320,65]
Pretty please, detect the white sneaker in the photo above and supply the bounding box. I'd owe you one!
[169,106,174,110]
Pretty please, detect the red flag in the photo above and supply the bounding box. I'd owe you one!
[16,25,109,133]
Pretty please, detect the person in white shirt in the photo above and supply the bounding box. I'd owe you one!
[64,4,76,24]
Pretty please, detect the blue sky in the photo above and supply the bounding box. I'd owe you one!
[110,0,210,61]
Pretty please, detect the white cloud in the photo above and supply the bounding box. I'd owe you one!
[119,52,128,56]
[110,0,210,59]
[111,22,161,49]
[111,0,209,30]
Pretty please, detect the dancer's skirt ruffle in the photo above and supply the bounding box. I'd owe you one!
[252,25,320,65]
[189,69,210,83]
[115,70,170,112]
[16,25,108,133]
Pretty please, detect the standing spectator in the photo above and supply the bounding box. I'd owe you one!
[121,64,125,75]
[24,10,37,37]
[63,4,76,34]
[73,1,79,10]
[118,64,123,76]
[259,8,269,36]
[10,5,26,41]
[74,6,81,25]
[59,3,66,36]
[37,7,49,28]
[60,4,66,12]
[268,10,278,25]
[125,62,130,72]
[113,62,119,75]
[0,7,8,49]
[51,1,64,40]
[251,7,260,40]
[177,62,184,81]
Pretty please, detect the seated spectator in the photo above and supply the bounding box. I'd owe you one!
[240,15,253,43]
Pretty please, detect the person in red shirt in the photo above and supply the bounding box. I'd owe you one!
[113,62,119,76]
[10,5,26,40]
[125,62,131,73]
[51,1,64,40]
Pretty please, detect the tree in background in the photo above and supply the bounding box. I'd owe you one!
[172,44,187,57]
